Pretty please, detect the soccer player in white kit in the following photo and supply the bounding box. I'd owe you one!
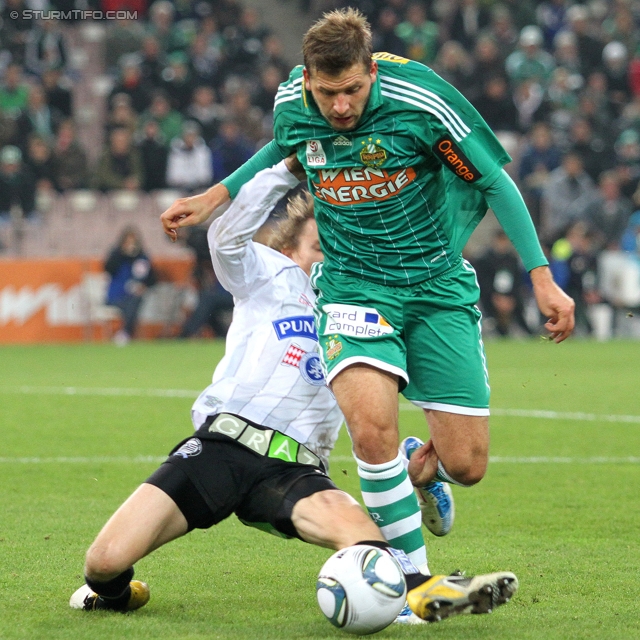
[70,158,517,623]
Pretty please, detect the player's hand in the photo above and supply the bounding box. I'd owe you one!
[285,153,306,181]
[530,265,575,343]
[407,439,438,487]
[160,183,230,242]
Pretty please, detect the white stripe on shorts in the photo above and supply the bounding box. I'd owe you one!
[411,400,490,416]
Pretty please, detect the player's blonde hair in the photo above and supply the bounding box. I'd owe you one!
[302,7,372,76]
[266,190,315,254]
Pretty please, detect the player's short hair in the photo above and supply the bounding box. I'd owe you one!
[267,190,315,253]
[302,7,372,76]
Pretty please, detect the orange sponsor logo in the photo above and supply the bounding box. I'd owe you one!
[434,138,480,182]
[312,166,416,205]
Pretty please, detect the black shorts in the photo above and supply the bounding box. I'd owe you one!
[145,422,337,540]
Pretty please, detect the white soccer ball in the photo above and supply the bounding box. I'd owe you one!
[316,545,407,635]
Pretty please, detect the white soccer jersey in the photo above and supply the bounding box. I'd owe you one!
[191,161,343,466]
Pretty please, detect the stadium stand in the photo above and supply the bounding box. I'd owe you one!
[2,0,640,340]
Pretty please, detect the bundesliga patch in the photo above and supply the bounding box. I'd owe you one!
[273,315,317,341]
[281,343,306,367]
[299,352,325,385]
[360,137,387,167]
[306,139,326,167]
[322,304,394,338]
[433,136,482,183]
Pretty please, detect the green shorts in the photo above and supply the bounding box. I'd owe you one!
[310,259,490,415]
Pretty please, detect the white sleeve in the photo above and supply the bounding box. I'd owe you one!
[208,160,300,298]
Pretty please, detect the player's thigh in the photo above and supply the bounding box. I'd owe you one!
[403,260,490,413]
[87,483,188,576]
[310,264,408,388]
[235,461,338,540]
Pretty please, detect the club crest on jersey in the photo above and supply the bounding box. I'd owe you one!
[306,139,326,166]
[173,438,202,458]
[300,352,326,385]
[360,137,387,167]
[273,316,317,341]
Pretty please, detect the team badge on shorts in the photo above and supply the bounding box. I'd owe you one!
[325,335,343,360]
[299,352,326,385]
[173,438,203,458]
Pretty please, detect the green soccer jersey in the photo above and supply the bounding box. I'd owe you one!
[270,53,511,286]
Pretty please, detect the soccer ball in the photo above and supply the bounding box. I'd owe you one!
[316,545,407,634]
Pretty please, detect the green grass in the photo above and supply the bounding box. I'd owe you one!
[0,340,639,639]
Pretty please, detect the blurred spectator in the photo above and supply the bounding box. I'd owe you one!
[0,63,29,120]
[395,2,439,65]
[501,0,537,32]
[579,72,615,138]
[0,145,36,222]
[541,151,596,243]
[146,0,188,55]
[92,127,144,191]
[104,226,157,345]
[186,85,224,143]
[226,87,264,146]
[252,65,284,116]
[473,230,531,337]
[106,93,138,138]
[108,54,151,114]
[472,75,519,134]
[372,8,407,57]
[513,79,551,131]
[550,221,600,335]
[178,226,234,338]
[25,19,67,76]
[166,121,212,192]
[210,120,254,182]
[448,0,491,53]
[139,35,164,88]
[536,0,569,50]
[52,120,89,191]
[432,41,473,93]
[1,0,32,65]
[24,134,56,193]
[518,122,562,229]
[464,35,505,102]
[41,65,73,118]
[483,5,518,59]
[566,4,603,78]
[160,51,194,112]
[261,35,290,79]
[104,19,145,75]
[506,26,555,89]
[568,117,615,183]
[613,129,640,199]
[224,7,270,78]
[601,41,631,117]
[603,5,638,56]
[621,211,640,253]
[583,171,633,250]
[190,33,221,87]
[139,91,183,142]
[15,84,63,146]
[136,119,167,191]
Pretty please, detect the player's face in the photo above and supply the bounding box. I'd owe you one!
[304,61,377,131]
[286,218,323,276]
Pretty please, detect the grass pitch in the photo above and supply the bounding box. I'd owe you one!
[0,339,639,639]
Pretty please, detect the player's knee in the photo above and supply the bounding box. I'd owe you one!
[85,542,128,581]
[351,424,398,463]
[444,457,487,486]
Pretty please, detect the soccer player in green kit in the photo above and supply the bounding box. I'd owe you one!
[162,8,574,620]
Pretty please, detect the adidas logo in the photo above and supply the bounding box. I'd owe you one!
[333,136,352,146]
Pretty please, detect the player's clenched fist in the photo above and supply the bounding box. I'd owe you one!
[160,183,230,241]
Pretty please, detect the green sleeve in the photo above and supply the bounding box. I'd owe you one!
[221,140,289,198]
[484,169,548,272]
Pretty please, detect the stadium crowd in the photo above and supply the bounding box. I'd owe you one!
[1,0,640,338]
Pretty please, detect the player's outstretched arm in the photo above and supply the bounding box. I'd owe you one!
[530,265,575,343]
[160,183,230,242]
